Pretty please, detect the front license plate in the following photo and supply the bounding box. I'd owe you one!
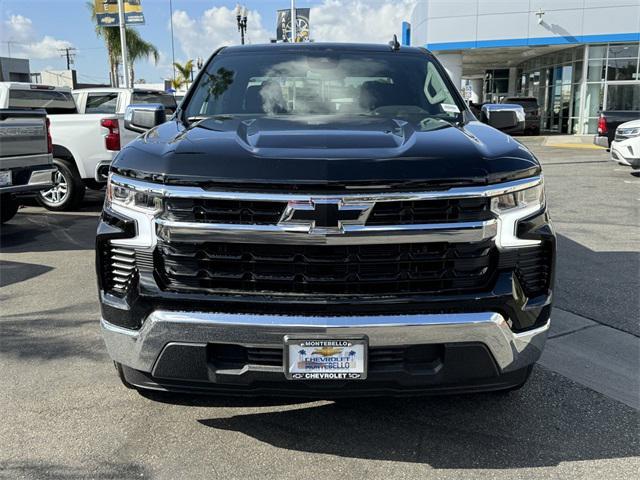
[0,171,12,187]
[284,337,367,380]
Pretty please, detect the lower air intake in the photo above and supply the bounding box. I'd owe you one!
[105,245,137,295]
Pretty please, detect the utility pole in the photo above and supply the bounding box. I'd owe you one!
[290,0,296,43]
[117,0,130,88]
[169,0,176,85]
[59,47,76,70]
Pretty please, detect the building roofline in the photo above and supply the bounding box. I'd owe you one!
[427,32,640,51]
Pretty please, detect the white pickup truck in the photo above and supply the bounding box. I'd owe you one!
[0,83,176,210]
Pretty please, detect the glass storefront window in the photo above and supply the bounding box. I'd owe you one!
[607,58,638,81]
[511,42,639,133]
[606,84,640,110]
[608,43,639,59]
[589,45,607,59]
[587,60,606,82]
[585,83,604,117]
[571,85,581,117]
[573,61,583,82]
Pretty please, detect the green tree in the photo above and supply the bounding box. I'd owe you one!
[88,2,159,86]
[172,59,194,89]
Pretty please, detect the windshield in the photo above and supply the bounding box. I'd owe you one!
[9,88,77,114]
[184,50,463,124]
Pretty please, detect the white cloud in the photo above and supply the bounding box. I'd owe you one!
[171,1,416,63]
[171,6,271,61]
[312,0,416,43]
[20,35,73,60]
[3,14,73,60]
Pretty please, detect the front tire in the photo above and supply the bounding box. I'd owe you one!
[0,194,19,224]
[37,159,85,211]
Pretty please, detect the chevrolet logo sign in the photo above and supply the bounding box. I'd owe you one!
[279,199,373,233]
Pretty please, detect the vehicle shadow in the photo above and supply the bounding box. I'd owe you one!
[0,210,99,253]
[184,366,639,469]
[0,260,53,287]
[0,305,104,361]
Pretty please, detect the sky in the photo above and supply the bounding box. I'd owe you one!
[0,0,417,85]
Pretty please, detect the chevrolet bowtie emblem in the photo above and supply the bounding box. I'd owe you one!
[279,198,373,233]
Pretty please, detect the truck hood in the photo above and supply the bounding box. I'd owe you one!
[114,115,540,188]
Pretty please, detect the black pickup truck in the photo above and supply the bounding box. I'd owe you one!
[0,109,55,223]
[97,43,555,396]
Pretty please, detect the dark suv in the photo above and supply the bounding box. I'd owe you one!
[500,97,541,135]
[96,43,555,396]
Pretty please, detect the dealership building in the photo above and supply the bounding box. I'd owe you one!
[406,0,640,134]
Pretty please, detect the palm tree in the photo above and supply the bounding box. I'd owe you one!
[88,2,159,86]
[126,30,159,84]
[170,77,185,91]
[173,60,194,89]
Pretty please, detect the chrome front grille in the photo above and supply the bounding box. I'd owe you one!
[162,196,493,226]
[106,173,546,300]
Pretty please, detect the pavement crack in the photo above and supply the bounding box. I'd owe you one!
[548,323,599,340]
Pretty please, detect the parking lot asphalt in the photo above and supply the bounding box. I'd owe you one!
[1,144,638,479]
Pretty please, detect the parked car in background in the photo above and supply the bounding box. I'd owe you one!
[480,103,526,135]
[610,119,640,175]
[500,97,540,135]
[593,110,640,148]
[0,82,126,210]
[73,87,178,174]
[0,108,54,223]
[0,84,179,211]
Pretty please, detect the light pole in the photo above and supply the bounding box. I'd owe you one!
[235,4,248,45]
[169,0,176,86]
[290,0,296,43]
[117,0,129,88]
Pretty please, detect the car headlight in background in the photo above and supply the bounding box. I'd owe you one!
[105,174,162,214]
[491,180,546,248]
[617,127,640,138]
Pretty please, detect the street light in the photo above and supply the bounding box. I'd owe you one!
[235,4,248,45]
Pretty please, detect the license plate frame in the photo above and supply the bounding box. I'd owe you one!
[0,170,12,187]
[283,335,368,380]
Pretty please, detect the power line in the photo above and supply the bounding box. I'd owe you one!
[59,47,77,70]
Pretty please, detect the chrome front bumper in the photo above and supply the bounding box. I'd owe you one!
[101,311,550,374]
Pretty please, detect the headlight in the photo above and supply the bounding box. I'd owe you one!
[617,127,640,138]
[491,183,545,214]
[105,174,162,213]
[491,180,546,248]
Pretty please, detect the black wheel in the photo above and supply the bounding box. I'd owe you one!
[37,159,85,211]
[0,193,19,224]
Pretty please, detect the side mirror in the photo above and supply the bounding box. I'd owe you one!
[124,103,167,133]
[480,104,525,134]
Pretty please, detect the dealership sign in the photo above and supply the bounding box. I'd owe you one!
[276,8,310,42]
[95,0,145,27]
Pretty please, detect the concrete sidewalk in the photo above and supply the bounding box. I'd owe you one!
[539,308,640,409]
[519,135,603,150]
